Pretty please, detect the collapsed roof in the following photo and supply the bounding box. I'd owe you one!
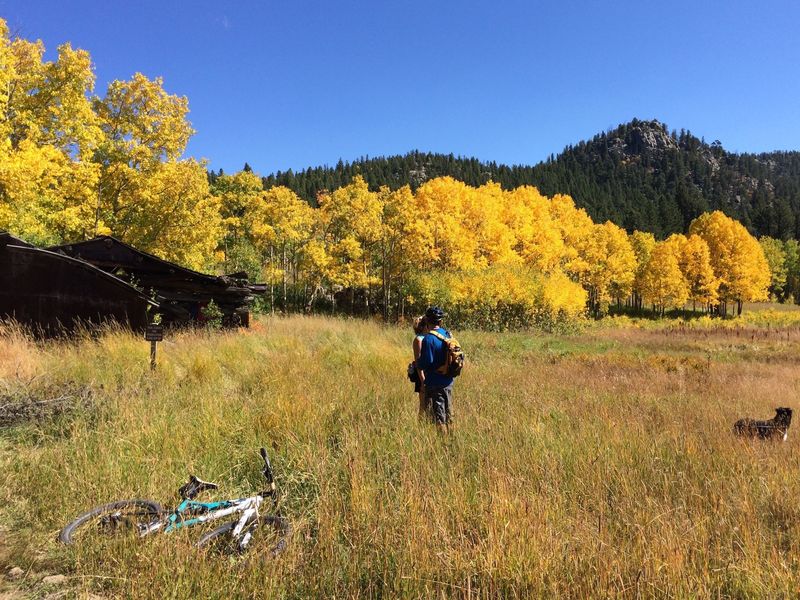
[49,237,265,327]
[0,233,264,335]
[1,232,155,334]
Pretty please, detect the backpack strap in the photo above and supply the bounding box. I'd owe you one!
[427,329,449,342]
[427,329,453,376]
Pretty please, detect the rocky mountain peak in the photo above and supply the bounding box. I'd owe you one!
[606,119,678,158]
[628,119,677,152]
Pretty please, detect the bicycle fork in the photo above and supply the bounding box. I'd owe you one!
[231,496,263,550]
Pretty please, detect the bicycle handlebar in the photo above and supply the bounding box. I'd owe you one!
[260,447,274,485]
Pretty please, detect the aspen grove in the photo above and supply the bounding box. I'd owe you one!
[0,20,775,328]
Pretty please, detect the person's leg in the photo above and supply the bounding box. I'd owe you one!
[417,384,428,419]
[424,385,437,424]
[429,386,448,434]
[443,384,453,435]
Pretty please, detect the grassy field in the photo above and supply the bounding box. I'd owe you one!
[2,315,800,598]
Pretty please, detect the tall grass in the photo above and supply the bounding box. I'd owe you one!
[2,316,800,598]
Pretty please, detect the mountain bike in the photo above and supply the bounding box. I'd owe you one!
[58,448,291,556]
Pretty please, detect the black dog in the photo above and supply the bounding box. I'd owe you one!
[734,407,793,441]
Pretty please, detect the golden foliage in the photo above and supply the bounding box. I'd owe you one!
[639,239,689,312]
[689,211,770,303]
[0,20,217,267]
[679,234,719,305]
[0,18,779,324]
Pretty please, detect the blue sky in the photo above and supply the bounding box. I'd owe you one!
[3,1,799,175]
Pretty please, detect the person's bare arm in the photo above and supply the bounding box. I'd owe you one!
[413,337,425,384]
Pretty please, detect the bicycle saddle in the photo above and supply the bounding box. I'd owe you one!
[178,475,219,499]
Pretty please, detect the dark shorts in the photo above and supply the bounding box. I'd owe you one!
[425,383,453,425]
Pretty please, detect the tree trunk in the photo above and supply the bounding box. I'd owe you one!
[400,274,405,319]
[305,285,319,313]
[364,255,370,317]
[269,245,274,315]
[282,244,287,311]
[382,249,389,321]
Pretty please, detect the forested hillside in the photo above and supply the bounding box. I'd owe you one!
[252,120,800,239]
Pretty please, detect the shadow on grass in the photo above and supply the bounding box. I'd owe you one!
[607,305,735,321]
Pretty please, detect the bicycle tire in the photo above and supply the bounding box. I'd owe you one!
[59,499,163,545]
[195,514,291,556]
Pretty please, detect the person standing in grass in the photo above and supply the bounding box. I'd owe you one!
[412,316,430,418]
[418,306,455,434]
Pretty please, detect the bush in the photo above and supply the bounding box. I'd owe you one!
[201,299,224,329]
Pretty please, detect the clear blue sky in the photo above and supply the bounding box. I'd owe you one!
[3,1,799,175]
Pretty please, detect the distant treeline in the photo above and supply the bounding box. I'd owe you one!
[215,120,800,241]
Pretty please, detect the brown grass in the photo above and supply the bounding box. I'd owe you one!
[1,316,800,598]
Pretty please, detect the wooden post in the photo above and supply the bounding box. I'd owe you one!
[145,324,164,372]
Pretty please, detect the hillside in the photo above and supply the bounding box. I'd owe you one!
[247,119,800,239]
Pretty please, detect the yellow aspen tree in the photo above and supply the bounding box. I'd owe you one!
[579,221,636,314]
[689,211,770,314]
[323,175,382,249]
[540,270,588,320]
[414,177,477,270]
[91,72,222,268]
[251,186,315,310]
[467,182,518,266]
[211,169,264,277]
[680,234,719,309]
[300,238,333,312]
[316,176,382,312]
[661,233,720,310]
[639,241,689,316]
[0,20,101,243]
[94,74,192,219]
[136,160,222,270]
[377,185,433,319]
[27,43,102,155]
[600,221,637,306]
[548,193,595,282]
[504,186,565,273]
[214,169,264,240]
[548,195,637,315]
[629,231,656,310]
[550,195,634,315]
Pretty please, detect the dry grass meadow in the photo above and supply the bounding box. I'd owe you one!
[2,315,800,598]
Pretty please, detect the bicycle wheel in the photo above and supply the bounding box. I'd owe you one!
[195,514,291,556]
[59,499,163,545]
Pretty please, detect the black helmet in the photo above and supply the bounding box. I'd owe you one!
[425,306,445,323]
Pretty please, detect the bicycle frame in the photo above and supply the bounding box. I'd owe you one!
[140,494,264,537]
[59,447,285,555]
